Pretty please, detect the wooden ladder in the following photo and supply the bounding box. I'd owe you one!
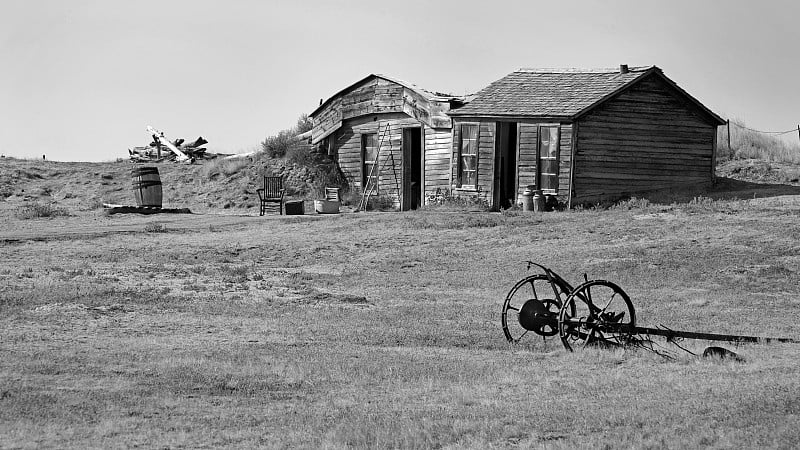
[358,123,392,211]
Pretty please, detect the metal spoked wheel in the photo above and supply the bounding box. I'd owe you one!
[558,280,636,351]
[502,274,572,344]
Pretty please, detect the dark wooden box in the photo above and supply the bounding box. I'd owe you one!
[284,200,304,215]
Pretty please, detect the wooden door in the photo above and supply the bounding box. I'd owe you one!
[402,127,423,210]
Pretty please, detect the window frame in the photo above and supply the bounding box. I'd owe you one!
[361,132,379,192]
[537,125,561,194]
[457,123,480,189]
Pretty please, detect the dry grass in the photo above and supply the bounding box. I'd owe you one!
[14,201,70,219]
[717,119,800,164]
[1,195,800,448]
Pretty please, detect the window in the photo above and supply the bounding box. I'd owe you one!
[362,133,378,190]
[458,124,479,187]
[538,126,560,192]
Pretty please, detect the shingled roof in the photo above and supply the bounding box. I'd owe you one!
[447,66,724,124]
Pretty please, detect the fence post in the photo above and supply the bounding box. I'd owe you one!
[727,120,731,150]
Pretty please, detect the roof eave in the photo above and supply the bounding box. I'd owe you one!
[310,74,459,117]
[447,112,573,121]
[310,74,378,117]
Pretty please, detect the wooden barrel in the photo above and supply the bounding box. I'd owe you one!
[131,166,162,208]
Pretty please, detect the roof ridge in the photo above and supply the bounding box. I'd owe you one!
[374,73,463,99]
[516,66,654,74]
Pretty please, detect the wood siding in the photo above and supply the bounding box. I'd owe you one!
[477,122,495,196]
[574,75,717,203]
[515,122,572,203]
[450,120,494,204]
[450,119,574,208]
[424,127,451,200]
[517,124,538,194]
[333,113,422,208]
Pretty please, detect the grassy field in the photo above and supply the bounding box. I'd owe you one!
[2,185,800,448]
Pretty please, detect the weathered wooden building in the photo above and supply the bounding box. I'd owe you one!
[446,65,726,208]
[310,74,466,210]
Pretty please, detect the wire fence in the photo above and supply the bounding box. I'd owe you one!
[728,121,798,136]
[721,120,800,164]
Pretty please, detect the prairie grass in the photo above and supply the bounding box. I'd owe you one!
[1,202,800,448]
[717,119,800,164]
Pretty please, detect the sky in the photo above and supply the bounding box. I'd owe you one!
[2,0,799,162]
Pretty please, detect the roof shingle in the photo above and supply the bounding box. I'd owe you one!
[448,66,655,118]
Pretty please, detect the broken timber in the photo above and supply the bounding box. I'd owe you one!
[146,126,190,162]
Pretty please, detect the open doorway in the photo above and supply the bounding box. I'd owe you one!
[494,122,518,209]
[402,127,423,210]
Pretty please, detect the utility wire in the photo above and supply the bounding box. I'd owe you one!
[728,121,797,135]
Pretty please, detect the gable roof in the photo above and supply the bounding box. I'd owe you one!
[448,66,725,125]
[310,74,463,118]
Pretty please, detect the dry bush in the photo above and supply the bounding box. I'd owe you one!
[143,222,168,233]
[15,202,69,219]
[200,157,252,179]
[261,114,312,158]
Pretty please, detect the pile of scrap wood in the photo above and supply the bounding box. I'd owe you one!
[128,126,227,163]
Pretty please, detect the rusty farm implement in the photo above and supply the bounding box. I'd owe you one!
[501,262,798,358]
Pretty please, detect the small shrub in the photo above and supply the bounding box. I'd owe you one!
[285,144,314,168]
[144,222,168,233]
[15,202,69,219]
[201,157,251,179]
[262,130,300,158]
[367,194,395,211]
[312,161,349,200]
[295,114,313,134]
[220,264,249,284]
[609,197,652,211]
[422,188,490,211]
[261,114,314,159]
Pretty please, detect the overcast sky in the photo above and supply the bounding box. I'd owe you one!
[2,0,799,161]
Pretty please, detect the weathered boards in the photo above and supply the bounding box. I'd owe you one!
[447,66,726,209]
[310,74,468,211]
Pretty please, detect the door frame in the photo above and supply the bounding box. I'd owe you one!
[402,126,424,211]
[493,122,519,210]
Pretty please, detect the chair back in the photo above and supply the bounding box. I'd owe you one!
[263,176,283,198]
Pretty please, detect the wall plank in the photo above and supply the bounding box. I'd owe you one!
[574,75,717,203]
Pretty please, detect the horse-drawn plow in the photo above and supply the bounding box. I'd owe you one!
[502,262,798,358]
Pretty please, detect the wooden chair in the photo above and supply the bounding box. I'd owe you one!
[324,187,340,202]
[257,176,285,215]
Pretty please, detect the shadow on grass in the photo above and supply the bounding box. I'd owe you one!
[706,177,800,200]
[639,177,800,204]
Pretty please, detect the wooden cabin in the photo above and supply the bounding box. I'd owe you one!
[446,65,726,208]
[310,74,466,210]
